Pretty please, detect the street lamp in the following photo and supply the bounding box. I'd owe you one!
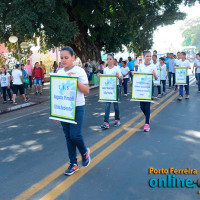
[9,35,21,65]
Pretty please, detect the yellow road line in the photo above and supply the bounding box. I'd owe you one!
[39,92,178,200]
[13,90,175,200]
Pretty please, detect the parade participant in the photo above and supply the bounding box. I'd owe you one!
[121,61,130,96]
[152,55,160,98]
[194,53,200,92]
[166,53,175,89]
[25,60,33,89]
[193,54,198,84]
[12,64,27,104]
[56,46,91,175]
[0,67,12,103]
[178,52,191,101]
[174,52,181,91]
[32,62,44,95]
[128,57,135,81]
[132,50,158,132]
[99,54,123,129]
[158,57,168,96]
[134,57,139,72]
[118,57,123,68]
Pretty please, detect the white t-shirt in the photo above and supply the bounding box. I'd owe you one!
[195,60,200,73]
[12,69,23,85]
[138,63,157,74]
[152,62,160,70]
[160,64,167,80]
[121,67,130,79]
[103,66,122,85]
[174,59,181,67]
[0,73,10,87]
[179,60,190,75]
[57,66,88,106]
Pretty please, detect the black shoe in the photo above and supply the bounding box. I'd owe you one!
[3,101,7,104]
[35,91,38,95]
[40,92,42,95]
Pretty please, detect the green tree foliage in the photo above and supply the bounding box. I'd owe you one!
[0,0,200,62]
[182,21,200,51]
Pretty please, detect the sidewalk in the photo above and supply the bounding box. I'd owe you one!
[0,83,98,114]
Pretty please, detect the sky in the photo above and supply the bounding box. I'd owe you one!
[152,2,200,54]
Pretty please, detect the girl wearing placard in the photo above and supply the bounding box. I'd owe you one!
[158,57,168,95]
[99,54,123,129]
[178,52,191,101]
[55,46,91,176]
[132,51,158,132]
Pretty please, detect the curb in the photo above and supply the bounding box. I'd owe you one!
[0,85,99,115]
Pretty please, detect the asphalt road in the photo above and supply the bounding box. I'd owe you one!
[1,76,200,200]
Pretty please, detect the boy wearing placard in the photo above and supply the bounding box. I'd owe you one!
[174,52,181,91]
[55,47,91,176]
[158,57,168,95]
[178,52,191,101]
[152,55,160,98]
[132,51,158,132]
[99,54,123,129]
[121,61,130,96]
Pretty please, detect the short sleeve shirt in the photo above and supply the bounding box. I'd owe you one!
[57,66,88,106]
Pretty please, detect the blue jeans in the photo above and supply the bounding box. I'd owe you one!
[168,72,175,87]
[158,80,166,94]
[61,106,87,164]
[122,78,128,94]
[179,76,189,96]
[34,78,42,86]
[104,86,120,123]
[2,87,12,101]
[197,73,200,90]
[140,102,151,124]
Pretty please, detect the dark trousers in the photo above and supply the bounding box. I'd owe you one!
[179,76,189,96]
[29,76,32,89]
[61,106,87,164]
[122,78,128,94]
[104,86,120,123]
[168,72,175,87]
[158,80,166,94]
[130,70,134,81]
[197,73,200,90]
[140,102,151,124]
[2,87,12,101]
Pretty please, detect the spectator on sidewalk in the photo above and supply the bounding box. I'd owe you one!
[21,64,29,98]
[0,67,12,103]
[25,60,33,89]
[56,62,63,72]
[52,61,58,73]
[32,62,44,95]
[128,57,135,81]
[39,61,46,74]
[12,64,27,104]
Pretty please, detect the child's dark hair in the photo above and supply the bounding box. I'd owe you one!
[122,61,127,65]
[61,46,74,56]
[107,53,115,59]
[159,57,165,62]
[143,50,151,57]
[181,52,186,56]
[84,63,88,68]
[153,55,157,58]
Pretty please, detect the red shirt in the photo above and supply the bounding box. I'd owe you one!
[32,67,44,80]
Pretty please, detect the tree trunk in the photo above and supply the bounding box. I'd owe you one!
[70,33,102,65]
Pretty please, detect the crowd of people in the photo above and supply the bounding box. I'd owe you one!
[0,60,47,104]
[52,46,200,176]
